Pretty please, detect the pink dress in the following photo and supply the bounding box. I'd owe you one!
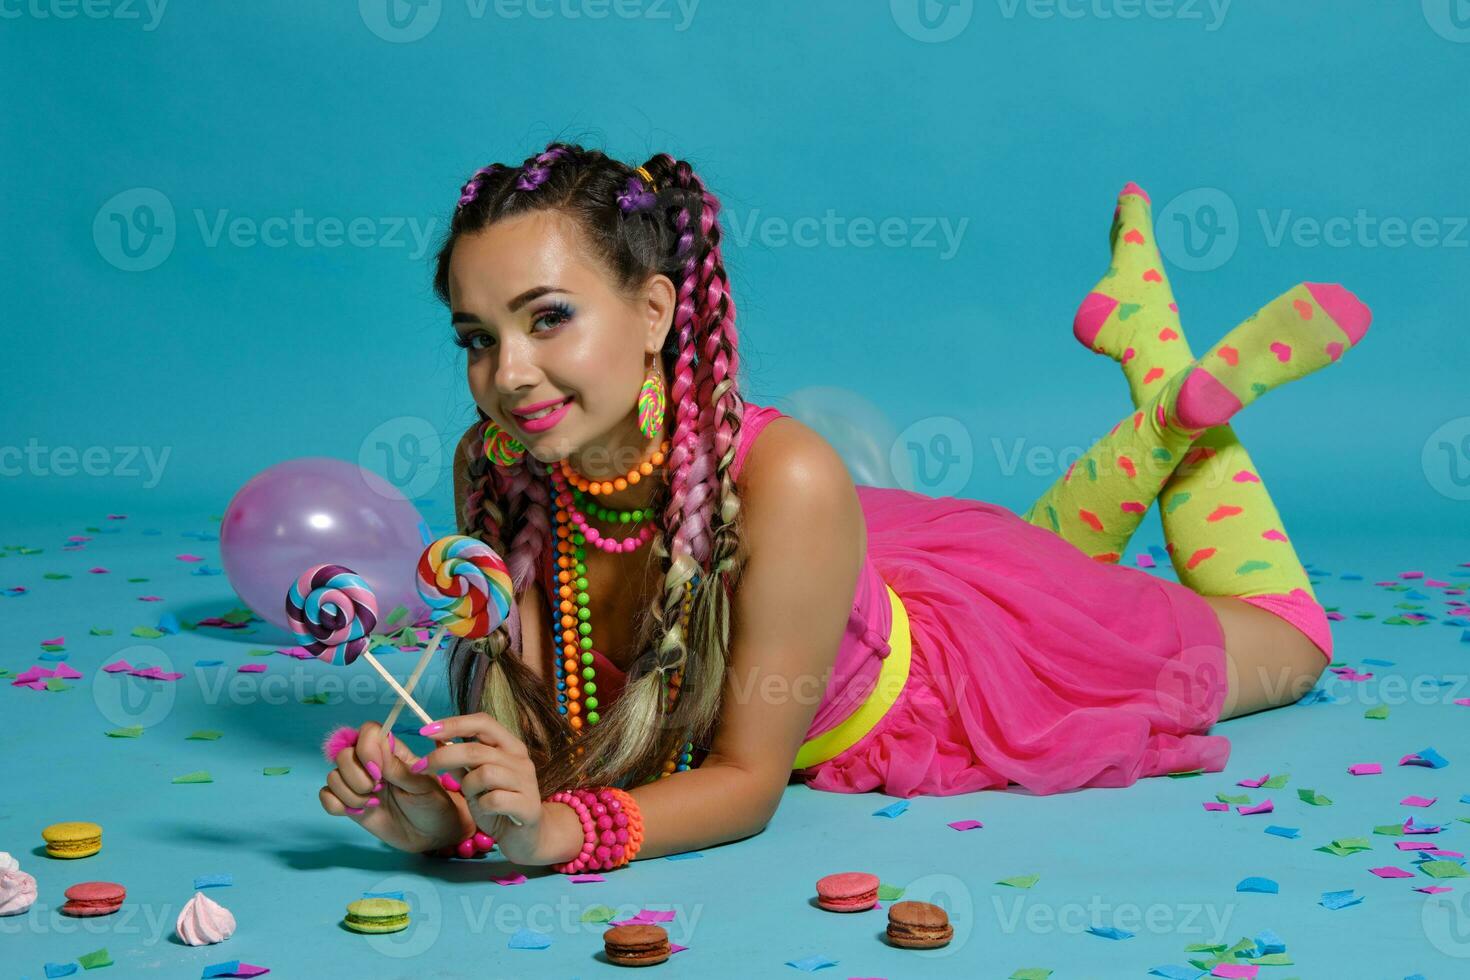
[587,402,1231,798]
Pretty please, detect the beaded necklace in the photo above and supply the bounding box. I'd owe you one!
[543,438,695,784]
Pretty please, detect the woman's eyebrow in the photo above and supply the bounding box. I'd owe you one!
[451,285,572,325]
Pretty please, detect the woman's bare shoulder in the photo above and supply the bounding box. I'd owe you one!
[736,414,866,556]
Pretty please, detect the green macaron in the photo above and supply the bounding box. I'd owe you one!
[343,898,410,934]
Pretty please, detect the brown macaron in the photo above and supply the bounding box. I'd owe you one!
[603,923,671,967]
[886,900,953,949]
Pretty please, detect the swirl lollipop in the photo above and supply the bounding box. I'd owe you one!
[286,564,433,726]
[381,535,512,733]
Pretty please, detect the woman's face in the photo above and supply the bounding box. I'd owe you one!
[447,209,675,479]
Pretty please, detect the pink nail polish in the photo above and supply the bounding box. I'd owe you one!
[345,806,365,815]
[374,782,383,792]
[419,722,443,736]
[387,733,395,751]
[367,797,380,807]
[365,760,382,781]
[411,758,429,773]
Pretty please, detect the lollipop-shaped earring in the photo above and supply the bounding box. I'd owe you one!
[286,564,433,726]
[381,535,513,733]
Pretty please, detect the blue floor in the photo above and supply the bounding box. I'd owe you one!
[3,513,1468,979]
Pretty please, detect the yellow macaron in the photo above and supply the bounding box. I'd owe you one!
[42,821,103,859]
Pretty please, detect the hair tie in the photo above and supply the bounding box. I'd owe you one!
[618,166,658,214]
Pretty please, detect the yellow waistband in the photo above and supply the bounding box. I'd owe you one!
[792,582,912,771]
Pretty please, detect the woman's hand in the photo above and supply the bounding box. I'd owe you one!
[319,720,473,854]
[418,713,559,866]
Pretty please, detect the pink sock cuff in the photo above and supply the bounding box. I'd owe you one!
[1237,588,1333,664]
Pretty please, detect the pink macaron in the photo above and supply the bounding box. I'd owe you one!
[815,871,880,913]
[61,881,126,917]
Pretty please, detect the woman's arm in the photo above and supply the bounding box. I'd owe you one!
[539,418,867,862]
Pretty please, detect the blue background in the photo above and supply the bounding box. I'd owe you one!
[5,2,1470,978]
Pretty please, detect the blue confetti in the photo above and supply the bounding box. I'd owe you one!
[362,890,404,900]
[1147,967,1204,980]
[43,964,78,979]
[39,652,68,662]
[195,659,224,667]
[1404,747,1449,769]
[1319,889,1363,910]
[1461,629,1470,644]
[2,587,27,598]
[873,800,910,819]
[202,962,243,979]
[158,611,181,634]
[1265,825,1301,839]
[1361,657,1395,666]
[1087,924,1135,940]
[785,953,838,972]
[1339,572,1363,580]
[1236,876,1278,894]
[664,851,704,861]
[194,874,233,889]
[192,565,223,576]
[508,927,551,950]
[1254,927,1286,954]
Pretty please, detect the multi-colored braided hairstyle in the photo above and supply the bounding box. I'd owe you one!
[431,141,748,794]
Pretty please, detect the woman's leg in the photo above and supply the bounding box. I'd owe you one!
[1069,182,1373,698]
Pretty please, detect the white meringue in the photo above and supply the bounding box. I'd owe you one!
[176,890,236,945]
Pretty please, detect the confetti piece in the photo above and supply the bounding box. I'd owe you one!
[947,819,983,831]
[1368,866,1415,878]
[1211,965,1257,979]
[195,659,224,667]
[201,962,270,978]
[1402,795,1438,807]
[785,953,837,971]
[44,963,78,978]
[664,851,703,861]
[1264,826,1300,839]
[237,663,267,674]
[157,612,181,634]
[1086,924,1134,940]
[492,873,527,886]
[41,635,64,646]
[1400,747,1449,768]
[508,927,551,950]
[263,767,290,776]
[194,874,233,889]
[88,567,110,574]
[1236,876,1279,894]
[1236,774,1268,788]
[131,626,165,639]
[997,874,1040,889]
[362,890,404,900]
[1297,789,1332,806]
[1011,971,1053,980]
[172,771,213,784]
[1348,763,1382,775]
[873,800,909,818]
[1202,802,1229,812]
[187,730,223,741]
[877,883,905,901]
[77,947,113,969]
[1318,888,1363,910]
[581,905,616,923]
[1147,967,1202,980]
[1419,861,1470,879]
[138,595,164,602]
[1364,705,1389,720]
[568,873,605,883]
[105,726,144,738]
[1237,799,1274,815]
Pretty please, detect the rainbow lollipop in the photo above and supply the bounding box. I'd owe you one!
[286,563,433,726]
[381,535,512,733]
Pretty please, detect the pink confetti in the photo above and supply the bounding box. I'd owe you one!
[41,636,64,646]
[669,942,688,954]
[568,873,605,883]
[492,873,527,886]
[1369,866,1415,879]
[103,660,134,673]
[67,535,91,543]
[1211,965,1258,979]
[54,664,82,680]
[1237,799,1274,815]
[138,595,164,602]
[1397,841,1437,851]
[276,647,315,660]
[1427,849,1465,858]
[1402,795,1437,807]
[1454,699,1470,707]
[88,567,110,574]
[237,663,267,674]
[1348,763,1382,775]
[1416,886,1454,895]
[947,819,984,831]
[1203,802,1230,812]
[176,554,204,562]
[1135,553,1156,569]
[106,514,127,520]
[1400,570,1425,579]
[129,666,184,680]
[1427,579,1450,587]
[1237,774,1269,788]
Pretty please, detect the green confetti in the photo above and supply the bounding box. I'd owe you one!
[385,604,409,626]
[90,627,114,636]
[997,874,1040,889]
[106,726,144,738]
[186,730,223,741]
[221,608,254,625]
[1297,789,1332,806]
[131,626,165,639]
[1420,860,1470,879]
[1261,774,1290,789]
[1353,612,1376,619]
[300,692,334,705]
[248,648,275,657]
[263,767,291,776]
[44,572,72,580]
[1216,793,1252,805]
[1009,970,1053,980]
[1165,768,1205,779]
[45,678,72,692]
[77,947,113,969]
[877,883,905,901]
[1247,953,1294,966]
[172,771,213,784]
[1364,705,1389,720]
[581,904,616,923]
[1184,943,1227,954]
[127,577,148,583]
[41,643,65,652]
[0,669,14,679]
[1373,823,1406,836]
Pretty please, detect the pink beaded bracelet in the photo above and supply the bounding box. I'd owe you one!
[547,786,640,874]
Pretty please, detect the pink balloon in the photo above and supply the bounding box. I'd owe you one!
[220,457,432,634]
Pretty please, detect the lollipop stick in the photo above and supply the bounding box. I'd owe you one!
[382,626,445,732]
[361,652,433,727]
